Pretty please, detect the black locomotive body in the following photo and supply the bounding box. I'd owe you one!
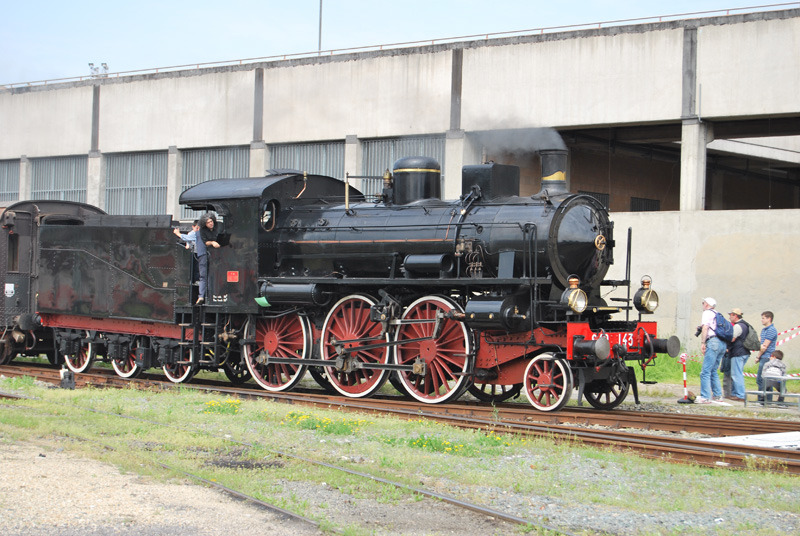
[0,151,679,412]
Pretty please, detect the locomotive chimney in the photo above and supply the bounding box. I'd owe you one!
[534,149,569,198]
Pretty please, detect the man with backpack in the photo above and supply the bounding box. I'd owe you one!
[697,297,727,404]
[725,308,751,402]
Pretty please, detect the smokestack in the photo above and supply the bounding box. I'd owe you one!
[534,149,569,198]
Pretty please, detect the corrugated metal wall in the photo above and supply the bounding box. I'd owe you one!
[269,141,345,178]
[30,156,88,203]
[361,136,446,197]
[105,152,168,215]
[181,146,250,218]
[0,160,20,204]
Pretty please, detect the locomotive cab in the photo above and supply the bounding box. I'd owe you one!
[178,172,364,311]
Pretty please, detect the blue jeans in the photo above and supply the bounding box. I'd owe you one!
[730,354,749,399]
[756,356,768,392]
[198,254,209,299]
[700,337,725,400]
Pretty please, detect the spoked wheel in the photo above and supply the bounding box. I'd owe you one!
[395,296,473,404]
[112,336,144,379]
[523,354,573,412]
[584,371,631,410]
[244,315,310,392]
[468,382,523,403]
[0,341,15,366]
[320,295,390,398]
[163,348,196,383]
[63,330,95,374]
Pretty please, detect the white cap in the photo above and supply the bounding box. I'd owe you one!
[703,297,716,308]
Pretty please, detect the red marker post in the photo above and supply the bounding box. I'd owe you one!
[677,353,694,404]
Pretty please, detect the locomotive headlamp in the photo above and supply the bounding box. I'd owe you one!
[633,276,659,313]
[561,276,588,314]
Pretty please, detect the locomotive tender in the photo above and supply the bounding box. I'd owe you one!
[0,150,679,411]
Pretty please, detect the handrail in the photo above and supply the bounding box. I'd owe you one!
[2,3,798,89]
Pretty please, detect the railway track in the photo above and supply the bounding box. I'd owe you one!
[3,363,800,475]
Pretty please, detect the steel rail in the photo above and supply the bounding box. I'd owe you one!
[4,363,799,437]
[4,364,799,474]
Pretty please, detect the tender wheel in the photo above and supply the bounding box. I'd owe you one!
[584,375,630,410]
[62,331,95,374]
[524,355,573,412]
[112,336,144,379]
[320,295,390,398]
[244,315,310,392]
[395,296,473,404]
[468,382,523,403]
[163,348,196,383]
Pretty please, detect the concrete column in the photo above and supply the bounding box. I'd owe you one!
[344,135,363,190]
[18,156,31,201]
[679,119,713,211]
[166,146,183,219]
[87,151,105,209]
[249,141,267,177]
[709,169,725,209]
[444,130,480,200]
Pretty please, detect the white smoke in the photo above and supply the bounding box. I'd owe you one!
[472,127,566,157]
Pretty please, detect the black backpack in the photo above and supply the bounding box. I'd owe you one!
[741,321,760,352]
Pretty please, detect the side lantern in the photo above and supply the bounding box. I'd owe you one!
[561,276,587,314]
[633,276,659,313]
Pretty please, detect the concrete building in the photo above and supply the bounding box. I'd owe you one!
[1,8,799,365]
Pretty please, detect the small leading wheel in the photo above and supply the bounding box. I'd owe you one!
[63,330,95,374]
[112,336,144,379]
[320,295,390,398]
[163,348,196,383]
[584,373,631,410]
[395,295,473,404]
[244,314,310,392]
[468,382,523,403]
[523,354,573,412]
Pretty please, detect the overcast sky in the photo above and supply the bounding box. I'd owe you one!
[1,1,788,84]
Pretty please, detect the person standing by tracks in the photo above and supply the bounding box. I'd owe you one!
[725,308,749,402]
[697,297,726,404]
[756,311,777,402]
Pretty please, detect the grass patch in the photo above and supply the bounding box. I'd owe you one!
[281,410,371,434]
[1,376,799,535]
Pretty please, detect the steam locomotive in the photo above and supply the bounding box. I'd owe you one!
[0,150,679,411]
